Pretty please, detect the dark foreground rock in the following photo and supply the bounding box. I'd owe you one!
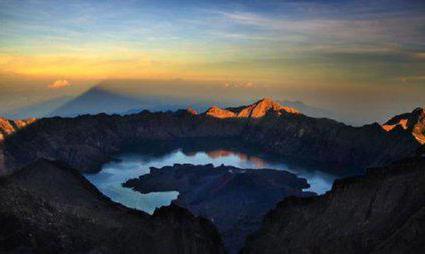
[123,164,315,253]
[0,159,225,254]
[242,158,425,254]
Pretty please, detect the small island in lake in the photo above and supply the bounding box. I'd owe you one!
[123,163,315,253]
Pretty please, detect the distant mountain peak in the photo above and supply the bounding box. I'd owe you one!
[382,107,425,144]
[245,98,299,117]
[205,98,299,119]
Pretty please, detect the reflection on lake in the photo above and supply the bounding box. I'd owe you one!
[85,140,343,214]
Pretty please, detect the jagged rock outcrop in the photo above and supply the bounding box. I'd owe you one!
[242,157,425,254]
[0,159,225,254]
[205,98,298,119]
[0,117,36,141]
[123,163,314,253]
[0,99,421,175]
[382,107,425,144]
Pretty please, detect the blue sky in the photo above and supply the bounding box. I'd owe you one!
[2,0,424,59]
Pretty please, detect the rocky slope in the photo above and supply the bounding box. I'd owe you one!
[123,163,314,253]
[382,107,425,144]
[242,157,425,254]
[0,159,225,254]
[0,99,421,175]
[239,112,420,170]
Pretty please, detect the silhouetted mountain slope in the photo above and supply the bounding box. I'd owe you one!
[242,157,425,254]
[0,159,225,254]
[240,113,420,169]
[0,99,421,175]
[123,163,314,253]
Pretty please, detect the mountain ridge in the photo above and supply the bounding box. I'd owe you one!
[205,98,299,118]
[0,99,422,175]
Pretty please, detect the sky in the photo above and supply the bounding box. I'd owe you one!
[0,0,424,123]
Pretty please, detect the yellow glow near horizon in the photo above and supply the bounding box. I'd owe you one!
[0,53,291,82]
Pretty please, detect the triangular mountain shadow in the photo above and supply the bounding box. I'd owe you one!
[49,86,145,117]
[49,85,232,117]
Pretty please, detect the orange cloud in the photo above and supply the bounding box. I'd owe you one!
[48,79,71,89]
[224,81,255,88]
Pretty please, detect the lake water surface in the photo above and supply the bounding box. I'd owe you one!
[85,141,342,214]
